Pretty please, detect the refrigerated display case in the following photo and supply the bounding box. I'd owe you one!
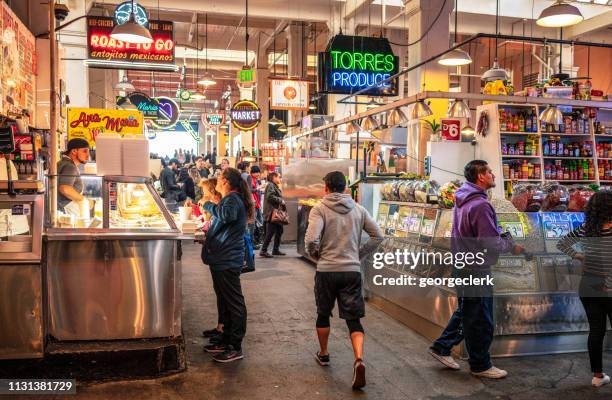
[45,176,181,341]
[358,179,611,357]
[0,194,44,359]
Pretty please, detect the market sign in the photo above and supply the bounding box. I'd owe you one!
[86,16,175,67]
[150,97,180,130]
[237,68,256,85]
[270,79,309,111]
[67,108,143,146]
[441,119,461,141]
[318,34,399,96]
[113,1,148,27]
[230,100,261,131]
[203,113,225,126]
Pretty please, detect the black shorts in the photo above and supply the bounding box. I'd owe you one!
[314,271,365,320]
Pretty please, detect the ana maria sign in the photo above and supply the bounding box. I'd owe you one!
[318,35,399,97]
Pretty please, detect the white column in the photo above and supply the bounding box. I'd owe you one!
[256,49,270,148]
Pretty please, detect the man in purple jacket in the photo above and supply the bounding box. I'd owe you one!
[429,160,523,379]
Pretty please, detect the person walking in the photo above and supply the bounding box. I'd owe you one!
[304,171,383,390]
[260,172,285,258]
[557,190,612,387]
[201,168,254,362]
[429,160,524,379]
[246,166,263,249]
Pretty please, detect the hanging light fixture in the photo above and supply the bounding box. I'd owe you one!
[114,74,135,91]
[387,107,409,127]
[206,128,216,136]
[366,98,381,110]
[537,1,583,28]
[482,1,509,82]
[191,92,207,100]
[439,0,472,66]
[411,100,433,119]
[360,115,379,132]
[461,124,476,135]
[269,114,283,126]
[308,101,317,111]
[448,99,471,119]
[277,124,288,133]
[197,14,217,86]
[345,120,361,135]
[539,105,563,125]
[110,0,153,44]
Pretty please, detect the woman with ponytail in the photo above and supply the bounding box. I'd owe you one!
[201,167,254,363]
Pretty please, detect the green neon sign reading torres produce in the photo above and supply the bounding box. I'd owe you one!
[330,51,395,73]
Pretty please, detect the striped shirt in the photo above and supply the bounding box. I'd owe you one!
[557,224,612,289]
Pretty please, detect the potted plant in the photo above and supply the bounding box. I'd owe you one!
[424,119,441,141]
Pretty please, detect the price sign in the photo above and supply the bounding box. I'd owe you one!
[501,222,525,239]
[421,220,435,236]
[441,119,461,141]
[544,221,571,239]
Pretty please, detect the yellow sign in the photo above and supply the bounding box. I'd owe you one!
[67,108,143,146]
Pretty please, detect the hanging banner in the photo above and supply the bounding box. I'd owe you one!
[0,2,37,123]
[270,79,309,111]
[318,34,399,97]
[203,113,225,126]
[67,108,143,146]
[86,16,175,67]
[230,100,261,131]
[441,119,461,141]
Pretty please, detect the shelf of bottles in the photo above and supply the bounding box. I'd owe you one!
[495,104,612,198]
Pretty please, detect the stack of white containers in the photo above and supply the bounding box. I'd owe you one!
[121,135,150,177]
[96,134,149,177]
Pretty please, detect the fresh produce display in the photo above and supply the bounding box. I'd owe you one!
[438,180,462,209]
[511,184,544,212]
[541,182,570,212]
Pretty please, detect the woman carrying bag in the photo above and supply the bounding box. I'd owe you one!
[260,172,287,258]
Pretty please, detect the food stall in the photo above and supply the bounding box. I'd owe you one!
[357,176,612,357]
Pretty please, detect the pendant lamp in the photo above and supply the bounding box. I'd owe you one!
[269,115,283,126]
[110,1,153,44]
[114,75,135,91]
[411,100,433,120]
[387,107,409,127]
[360,116,379,132]
[439,0,472,66]
[537,1,583,28]
[346,120,362,135]
[448,100,471,119]
[197,14,217,86]
[539,105,563,125]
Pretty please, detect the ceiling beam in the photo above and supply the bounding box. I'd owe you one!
[564,10,612,39]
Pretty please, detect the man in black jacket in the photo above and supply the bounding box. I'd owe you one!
[160,159,186,210]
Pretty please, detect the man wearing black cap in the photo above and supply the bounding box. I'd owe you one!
[57,138,92,212]
[304,171,383,390]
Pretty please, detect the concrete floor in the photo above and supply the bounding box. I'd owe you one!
[36,243,612,399]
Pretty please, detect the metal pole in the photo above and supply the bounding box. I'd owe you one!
[49,0,58,226]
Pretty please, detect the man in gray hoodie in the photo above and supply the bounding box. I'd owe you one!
[305,171,384,390]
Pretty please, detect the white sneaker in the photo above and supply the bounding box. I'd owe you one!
[429,350,460,370]
[471,366,508,379]
[592,374,610,387]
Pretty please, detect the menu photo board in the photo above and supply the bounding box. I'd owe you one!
[407,207,423,235]
[270,79,309,111]
[67,108,143,147]
[395,205,412,238]
[1,2,36,123]
[86,16,175,68]
[376,203,390,231]
[385,204,400,236]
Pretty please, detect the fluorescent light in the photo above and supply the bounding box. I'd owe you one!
[537,1,584,27]
[84,59,180,72]
[110,12,153,44]
[438,48,472,66]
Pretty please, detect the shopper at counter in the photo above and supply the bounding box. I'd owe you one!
[429,160,523,379]
[304,171,383,390]
[260,172,285,258]
[201,168,254,363]
[160,159,186,206]
[195,156,210,178]
[557,190,612,388]
[57,138,92,213]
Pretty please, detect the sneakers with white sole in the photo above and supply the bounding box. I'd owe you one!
[592,374,610,387]
[471,366,508,379]
[429,350,460,370]
[352,359,366,390]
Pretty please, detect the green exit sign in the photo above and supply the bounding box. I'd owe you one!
[238,68,256,84]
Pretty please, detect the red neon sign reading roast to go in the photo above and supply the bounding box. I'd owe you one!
[87,16,175,64]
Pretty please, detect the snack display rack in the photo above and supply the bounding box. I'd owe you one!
[475,103,612,199]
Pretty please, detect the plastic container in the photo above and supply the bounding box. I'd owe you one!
[121,135,150,177]
[95,133,123,176]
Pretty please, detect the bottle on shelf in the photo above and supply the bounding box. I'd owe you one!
[499,109,506,131]
[519,113,525,132]
[526,110,533,132]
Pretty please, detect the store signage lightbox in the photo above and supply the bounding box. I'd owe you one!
[230,100,261,131]
[67,108,143,146]
[117,92,160,118]
[204,113,225,126]
[86,16,175,68]
[237,68,256,85]
[150,97,180,130]
[318,35,399,96]
[114,1,149,27]
[270,79,309,111]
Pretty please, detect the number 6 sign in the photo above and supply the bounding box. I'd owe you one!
[441,119,461,141]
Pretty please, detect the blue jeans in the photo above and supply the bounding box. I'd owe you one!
[430,296,494,373]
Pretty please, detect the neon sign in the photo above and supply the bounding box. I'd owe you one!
[230,100,261,131]
[318,35,399,96]
[87,16,175,67]
[114,1,149,27]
